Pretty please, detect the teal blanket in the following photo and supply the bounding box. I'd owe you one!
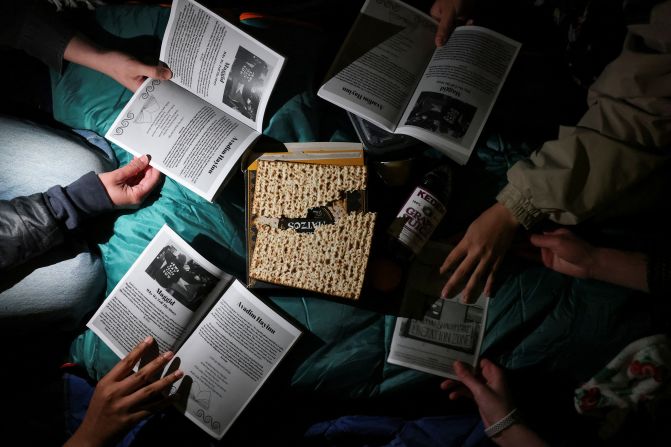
[54,4,653,398]
[55,4,429,397]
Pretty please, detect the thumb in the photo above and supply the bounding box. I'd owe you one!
[454,361,486,396]
[116,155,150,180]
[137,62,173,80]
[435,5,456,46]
[479,359,506,390]
[151,64,173,80]
[529,233,560,249]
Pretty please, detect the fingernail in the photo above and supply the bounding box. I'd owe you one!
[174,370,184,378]
[162,351,174,360]
[140,154,149,163]
[143,336,153,344]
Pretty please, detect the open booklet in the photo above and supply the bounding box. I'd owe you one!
[318,0,520,165]
[106,0,285,201]
[86,225,301,439]
[388,241,489,379]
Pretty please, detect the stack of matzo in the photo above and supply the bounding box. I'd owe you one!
[250,160,375,299]
[252,161,367,218]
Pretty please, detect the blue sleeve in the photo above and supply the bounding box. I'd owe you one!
[46,171,114,230]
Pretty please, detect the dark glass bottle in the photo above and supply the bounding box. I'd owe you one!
[370,163,452,293]
[386,163,452,263]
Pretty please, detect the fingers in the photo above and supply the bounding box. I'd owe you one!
[530,227,575,248]
[133,165,162,199]
[124,367,184,410]
[529,233,560,249]
[122,350,175,394]
[115,155,151,181]
[440,244,464,275]
[435,8,455,47]
[441,252,476,299]
[440,378,474,400]
[433,0,457,46]
[462,256,492,303]
[107,336,154,381]
[539,247,554,269]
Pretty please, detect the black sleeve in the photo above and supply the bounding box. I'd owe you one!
[0,172,113,272]
[0,192,64,272]
[0,1,75,72]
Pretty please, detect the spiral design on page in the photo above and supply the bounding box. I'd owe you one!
[114,112,135,135]
[196,409,221,431]
[141,79,162,99]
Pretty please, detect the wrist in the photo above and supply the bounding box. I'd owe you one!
[492,202,520,230]
[492,423,528,446]
[484,408,519,439]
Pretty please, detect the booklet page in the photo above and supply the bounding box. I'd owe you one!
[170,281,301,439]
[106,79,259,201]
[397,26,520,164]
[160,0,284,131]
[388,241,489,378]
[317,0,436,132]
[87,225,224,358]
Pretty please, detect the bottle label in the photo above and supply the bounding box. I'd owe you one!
[394,186,446,254]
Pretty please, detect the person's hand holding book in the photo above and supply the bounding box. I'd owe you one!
[430,0,472,46]
[98,155,161,208]
[64,34,172,92]
[441,359,548,446]
[65,337,183,447]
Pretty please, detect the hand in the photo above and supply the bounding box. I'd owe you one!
[440,203,519,302]
[529,228,596,279]
[64,35,172,92]
[98,155,161,208]
[65,336,183,447]
[441,359,514,427]
[102,50,173,92]
[430,0,470,46]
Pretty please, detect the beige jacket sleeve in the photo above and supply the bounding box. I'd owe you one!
[497,1,671,228]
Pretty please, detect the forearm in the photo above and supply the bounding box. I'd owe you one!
[63,34,115,77]
[590,248,649,293]
[0,193,64,271]
[0,172,113,272]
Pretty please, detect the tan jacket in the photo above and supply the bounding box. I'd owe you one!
[497,1,671,228]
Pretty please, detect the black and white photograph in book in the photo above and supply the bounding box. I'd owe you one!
[222,46,270,121]
[400,298,483,354]
[405,92,477,140]
[145,245,218,311]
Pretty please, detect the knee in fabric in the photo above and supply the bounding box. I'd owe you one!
[0,245,106,334]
